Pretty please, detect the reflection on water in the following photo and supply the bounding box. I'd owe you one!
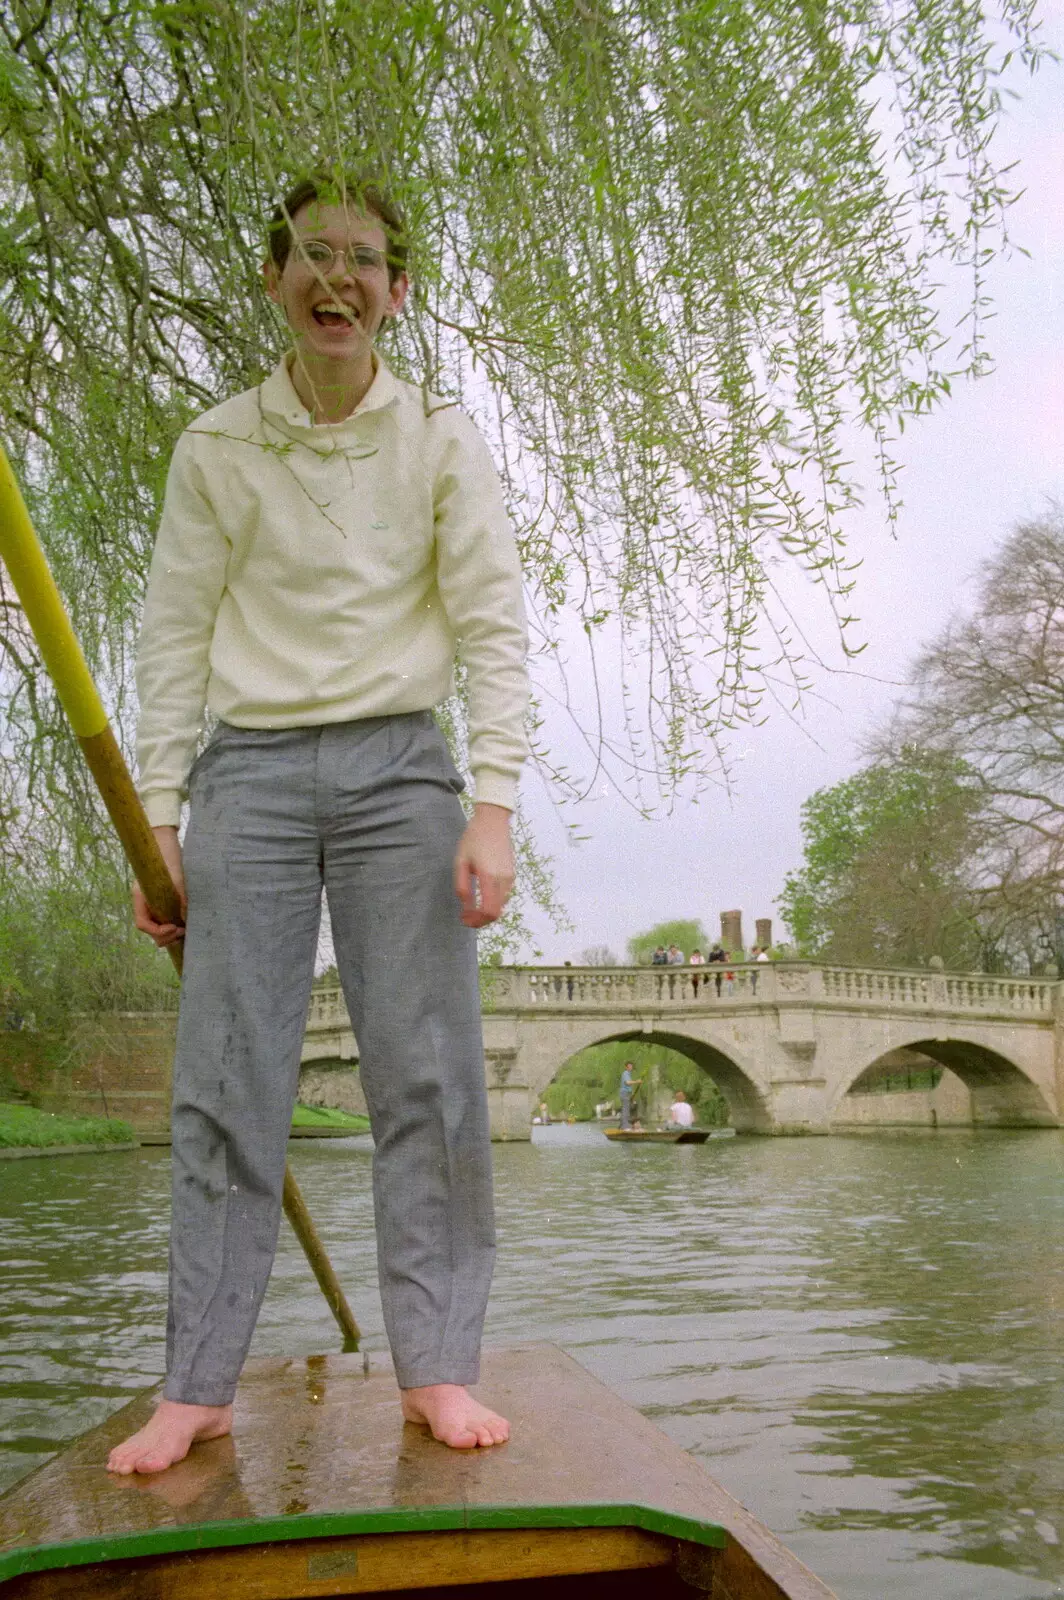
[2,1125,1062,1599]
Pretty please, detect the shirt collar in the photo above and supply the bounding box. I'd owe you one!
[260,350,399,429]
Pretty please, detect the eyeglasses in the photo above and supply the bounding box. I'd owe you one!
[293,240,389,276]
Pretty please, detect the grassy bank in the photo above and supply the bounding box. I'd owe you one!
[0,1102,136,1149]
[291,1103,370,1132]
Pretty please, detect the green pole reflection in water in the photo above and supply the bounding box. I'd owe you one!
[1,1128,1062,1599]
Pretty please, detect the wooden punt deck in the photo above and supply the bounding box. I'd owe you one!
[0,1344,837,1599]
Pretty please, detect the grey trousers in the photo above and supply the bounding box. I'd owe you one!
[164,712,495,1405]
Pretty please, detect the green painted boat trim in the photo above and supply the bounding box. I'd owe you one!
[0,1501,727,1581]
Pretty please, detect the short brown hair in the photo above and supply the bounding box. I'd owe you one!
[267,173,408,283]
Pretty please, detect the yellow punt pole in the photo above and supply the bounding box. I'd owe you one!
[0,445,361,1352]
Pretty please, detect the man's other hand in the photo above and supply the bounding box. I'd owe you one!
[454,804,514,928]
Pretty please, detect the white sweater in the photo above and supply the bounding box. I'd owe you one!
[136,355,529,826]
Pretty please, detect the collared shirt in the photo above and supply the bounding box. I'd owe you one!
[136,354,529,825]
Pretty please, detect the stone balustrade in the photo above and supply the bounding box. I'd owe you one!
[505,963,1058,1015]
[817,966,1055,1014]
[306,962,1058,1029]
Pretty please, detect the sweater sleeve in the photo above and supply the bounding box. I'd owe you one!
[135,432,230,826]
[432,414,530,810]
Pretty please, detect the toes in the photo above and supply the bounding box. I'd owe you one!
[440,1424,479,1449]
[106,1433,184,1475]
[402,1393,511,1451]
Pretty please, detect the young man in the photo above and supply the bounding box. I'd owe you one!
[108,174,529,1474]
[619,1062,642,1130]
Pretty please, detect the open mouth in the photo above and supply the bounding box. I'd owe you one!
[312,303,359,328]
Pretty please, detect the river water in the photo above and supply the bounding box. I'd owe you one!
[2,1125,1062,1599]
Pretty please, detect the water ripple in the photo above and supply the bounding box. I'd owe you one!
[1,1128,1062,1599]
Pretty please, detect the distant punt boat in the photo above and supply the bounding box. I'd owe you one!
[604,1127,712,1144]
[0,1345,837,1599]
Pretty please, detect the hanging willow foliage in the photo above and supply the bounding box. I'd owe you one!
[0,0,1045,841]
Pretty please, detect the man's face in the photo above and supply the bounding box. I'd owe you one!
[264,200,408,364]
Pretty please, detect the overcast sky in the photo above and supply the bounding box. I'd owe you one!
[518,5,1064,965]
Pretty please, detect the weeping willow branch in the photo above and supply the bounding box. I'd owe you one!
[0,0,1046,846]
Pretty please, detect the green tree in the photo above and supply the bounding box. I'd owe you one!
[627,920,710,964]
[0,853,180,1035]
[883,513,1064,972]
[778,748,987,969]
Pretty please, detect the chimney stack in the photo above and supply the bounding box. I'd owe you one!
[720,909,743,956]
[756,917,772,952]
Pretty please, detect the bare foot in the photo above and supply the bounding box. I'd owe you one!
[106,1399,232,1475]
[126,1435,237,1509]
[401,1384,510,1450]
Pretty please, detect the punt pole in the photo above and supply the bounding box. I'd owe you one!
[0,444,361,1352]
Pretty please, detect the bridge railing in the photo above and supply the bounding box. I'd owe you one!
[819,966,1055,1014]
[306,988,346,1029]
[512,965,765,1006]
[305,963,1057,1029]
[942,973,1055,1014]
[485,963,1057,1018]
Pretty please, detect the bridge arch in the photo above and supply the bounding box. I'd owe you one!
[836,1030,1058,1127]
[529,1025,772,1132]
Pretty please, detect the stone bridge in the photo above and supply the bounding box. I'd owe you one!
[303,962,1064,1140]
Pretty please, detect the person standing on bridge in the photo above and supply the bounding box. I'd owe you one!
[750,944,770,995]
[110,172,529,1475]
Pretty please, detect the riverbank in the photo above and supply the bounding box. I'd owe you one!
[0,1099,369,1157]
[291,1104,370,1133]
[0,1101,136,1157]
